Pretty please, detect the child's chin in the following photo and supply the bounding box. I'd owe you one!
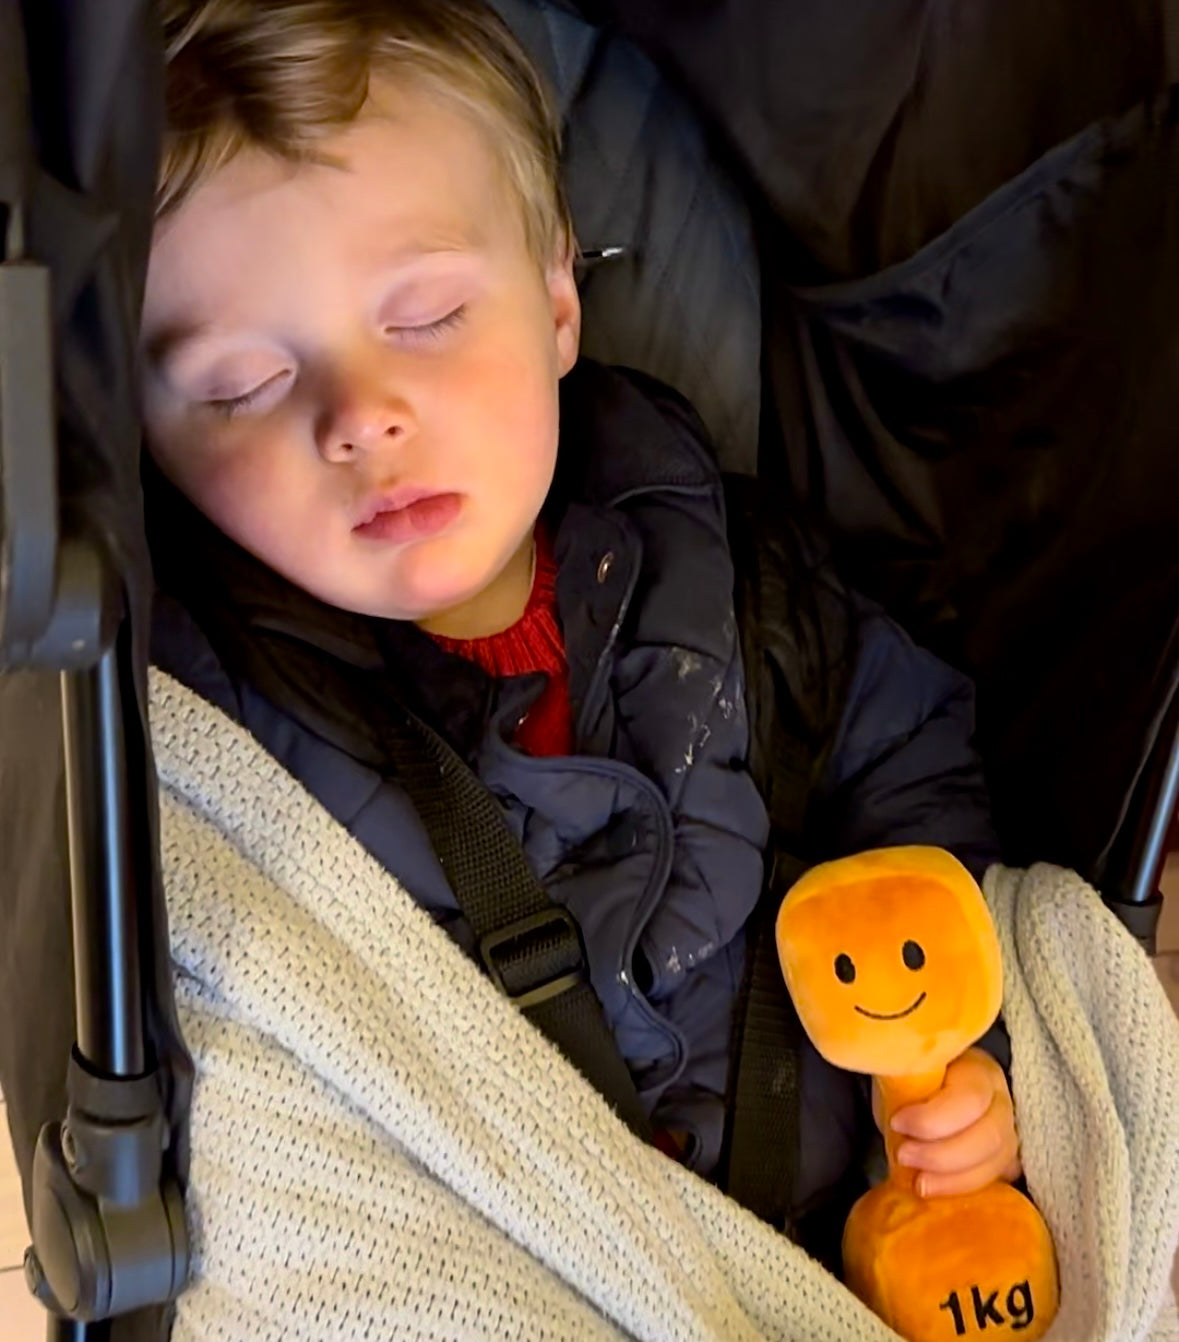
[363,581,486,626]
[336,546,501,623]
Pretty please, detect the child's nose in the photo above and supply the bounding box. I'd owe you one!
[315,375,415,463]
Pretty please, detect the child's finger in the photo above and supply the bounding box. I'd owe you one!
[890,1063,992,1139]
[896,1108,1006,1175]
[914,1146,1016,1199]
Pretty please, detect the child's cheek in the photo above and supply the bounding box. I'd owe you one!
[208,446,300,550]
[465,344,559,471]
[157,422,278,549]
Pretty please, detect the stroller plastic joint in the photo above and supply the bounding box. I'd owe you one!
[1105,892,1164,957]
[0,252,57,662]
[25,1056,188,1322]
[0,248,117,670]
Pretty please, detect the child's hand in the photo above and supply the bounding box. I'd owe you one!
[874,1047,1023,1197]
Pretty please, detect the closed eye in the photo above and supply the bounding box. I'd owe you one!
[386,305,468,346]
[207,369,293,419]
[202,306,467,418]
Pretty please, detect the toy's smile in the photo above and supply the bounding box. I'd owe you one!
[854,991,927,1021]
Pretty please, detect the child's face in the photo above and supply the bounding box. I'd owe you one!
[140,82,580,627]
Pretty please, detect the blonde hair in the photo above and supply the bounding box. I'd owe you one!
[159,0,573,263]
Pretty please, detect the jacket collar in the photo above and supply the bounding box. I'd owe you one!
[551,360,715,509]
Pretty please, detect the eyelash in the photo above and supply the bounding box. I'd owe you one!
[391,304,468,344]
[208,375,287,419]
[206,306,469,419]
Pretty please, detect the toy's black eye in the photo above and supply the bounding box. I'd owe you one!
[834,953,856,984]
[902,940,925,971]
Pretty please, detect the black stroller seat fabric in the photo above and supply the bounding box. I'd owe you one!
[591,0,1179,886]
[779,97,1179,885]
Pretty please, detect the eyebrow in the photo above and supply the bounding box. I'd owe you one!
[144,240,483,367]
[143,322,219,368]
[372,234,482,266]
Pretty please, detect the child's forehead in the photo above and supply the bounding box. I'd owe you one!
[174,99,494,229]
[145,92,516,337]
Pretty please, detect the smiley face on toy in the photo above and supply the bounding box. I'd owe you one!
[775,847,1003,1076]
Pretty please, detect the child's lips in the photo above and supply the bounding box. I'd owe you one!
[353,490,462,543]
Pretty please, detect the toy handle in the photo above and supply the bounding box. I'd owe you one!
[875,1068,946,1193]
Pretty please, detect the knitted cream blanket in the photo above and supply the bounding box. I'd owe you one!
[150,670,1179,1342]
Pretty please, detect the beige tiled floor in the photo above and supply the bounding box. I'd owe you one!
[2,856,1178,1340]
[0,1095,46,1340]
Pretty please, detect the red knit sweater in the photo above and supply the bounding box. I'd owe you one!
[429,529,574,757]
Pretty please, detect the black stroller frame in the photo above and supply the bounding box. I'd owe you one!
[2,0,188,1331]
[2,0,1176,1337]
[1,255,188,1328]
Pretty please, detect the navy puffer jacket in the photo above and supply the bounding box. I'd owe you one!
[149,360,999,1189]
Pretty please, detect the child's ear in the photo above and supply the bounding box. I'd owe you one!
[546,244,581,377]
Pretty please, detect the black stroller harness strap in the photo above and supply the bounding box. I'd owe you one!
[722,851,807,1232]
[379,703,652,1140]
[717,474,851,1234]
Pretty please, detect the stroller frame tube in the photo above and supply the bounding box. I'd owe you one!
[62,651,145,1079]
[23,600,189,1333]
[1128,721,1179,909]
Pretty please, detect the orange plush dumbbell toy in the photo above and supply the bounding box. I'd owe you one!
[776,846,1058,1342]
